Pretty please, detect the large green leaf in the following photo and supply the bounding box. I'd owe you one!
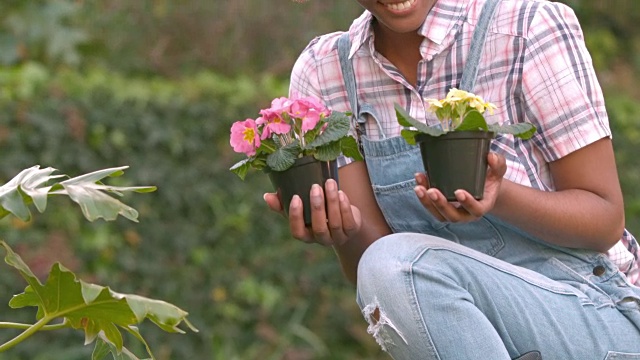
[339,136,363,161]
[394,103,444,136]
[400,129,420,145]
[1,241,197,358]
[0,166,156,223]
[266,142,300,171]
[306,112,350,148]
[488,122,537,139]
[456,110,489,132]
[313,141,342,162]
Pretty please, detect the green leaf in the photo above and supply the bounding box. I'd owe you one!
[394,103,444,136]
[340,136,363,161]
[92,339,112,360]
[0,166,155,223]
[488,122,537,139]
[306,112,350,148]
[229,159,251,180]
[266,142,300,171]
[0,166,62,221]
[2,241,197,358]
[313,141,342,162]
[456,110,489,132]
[49,166,157,222]
[92,337,150,360]
[400,129,420,145]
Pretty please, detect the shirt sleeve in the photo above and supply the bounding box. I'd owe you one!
[521,2,610,162]
[289,37,323,100]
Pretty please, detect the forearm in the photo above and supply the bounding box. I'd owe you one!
[333,161,392,284]
[333,219,390,285]
[492,180,624,252]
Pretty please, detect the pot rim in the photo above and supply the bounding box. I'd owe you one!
[265,155,336,173]
[415,130,495,141]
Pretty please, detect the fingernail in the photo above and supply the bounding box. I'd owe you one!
[415,186,424,198]
[325,179,335,191]
[291,195,301,208]
[338,190,345,202]
[263,193,267,201]
[455,190,465,201]
[427,190,438,201]
[311,184,321,196]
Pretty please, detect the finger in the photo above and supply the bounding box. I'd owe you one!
[414,172,430,188]
[337,190,359,245]
[309,184,334,246]
[426,188,476,223]
[324,179,347,242]
[415,185,447,222]
[288,195,314,243]
[263,192,284,214]
[453,190,486,218]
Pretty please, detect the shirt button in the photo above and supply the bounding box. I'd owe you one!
[592,265,606,276]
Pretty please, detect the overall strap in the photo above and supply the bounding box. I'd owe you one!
[337,32,367,137]
[337,33,360,121]
[459,0,501,92]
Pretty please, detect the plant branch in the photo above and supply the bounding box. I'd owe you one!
[0,315,55,352]
[0,319,68,331]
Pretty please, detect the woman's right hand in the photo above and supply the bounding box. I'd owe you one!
[264,178,362,246]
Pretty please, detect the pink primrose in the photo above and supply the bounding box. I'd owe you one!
[230,119,261,156]
[290,96,331,132]
[259,97,293,136]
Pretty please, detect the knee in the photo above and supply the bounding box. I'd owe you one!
[356,233,450,292]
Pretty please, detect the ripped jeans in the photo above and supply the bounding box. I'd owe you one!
[356,233,640,360]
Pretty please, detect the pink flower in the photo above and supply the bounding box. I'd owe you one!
[290,96,331,132]
[258,97,293,137]
[230,119,261,156]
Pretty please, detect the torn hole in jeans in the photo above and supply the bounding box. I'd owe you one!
[361,297,408,352]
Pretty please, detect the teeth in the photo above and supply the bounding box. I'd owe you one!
[385,0,416,11]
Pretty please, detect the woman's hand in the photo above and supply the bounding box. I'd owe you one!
[264,178,362,246]
[414,152,507,223]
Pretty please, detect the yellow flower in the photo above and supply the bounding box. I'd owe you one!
[426,98,443,112]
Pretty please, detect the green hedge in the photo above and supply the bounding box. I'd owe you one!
[0,64,385,360]
[0,63,638,360]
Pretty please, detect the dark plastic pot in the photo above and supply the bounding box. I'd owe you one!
[267,156,338,226]
[415,131,494,201]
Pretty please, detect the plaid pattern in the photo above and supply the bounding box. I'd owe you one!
[289,0,639,284]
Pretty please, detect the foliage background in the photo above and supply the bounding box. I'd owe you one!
[0,0,639,359]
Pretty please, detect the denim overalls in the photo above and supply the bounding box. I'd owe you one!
[337,0,640,358]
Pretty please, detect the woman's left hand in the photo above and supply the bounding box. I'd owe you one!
[414,152,507,223]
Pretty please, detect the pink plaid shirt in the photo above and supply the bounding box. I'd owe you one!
[289,0,639,284]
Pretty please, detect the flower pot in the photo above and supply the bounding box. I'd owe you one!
[267,156,339,226]
[415,131,494,201]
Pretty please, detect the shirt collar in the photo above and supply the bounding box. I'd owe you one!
[346,0,470,59]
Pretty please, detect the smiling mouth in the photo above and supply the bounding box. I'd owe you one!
[383,0,417,11]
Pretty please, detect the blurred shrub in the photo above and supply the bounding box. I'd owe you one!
[0,64,385,360]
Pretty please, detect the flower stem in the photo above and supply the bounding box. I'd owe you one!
[0,316,57,352]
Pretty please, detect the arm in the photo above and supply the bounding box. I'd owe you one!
[330,161,392,284]
[493,137,625,252]
[416,137,625,253]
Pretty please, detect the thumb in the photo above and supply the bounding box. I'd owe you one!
[487,152,507,178]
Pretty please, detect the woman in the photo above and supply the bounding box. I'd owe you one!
[265,0,640,358]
